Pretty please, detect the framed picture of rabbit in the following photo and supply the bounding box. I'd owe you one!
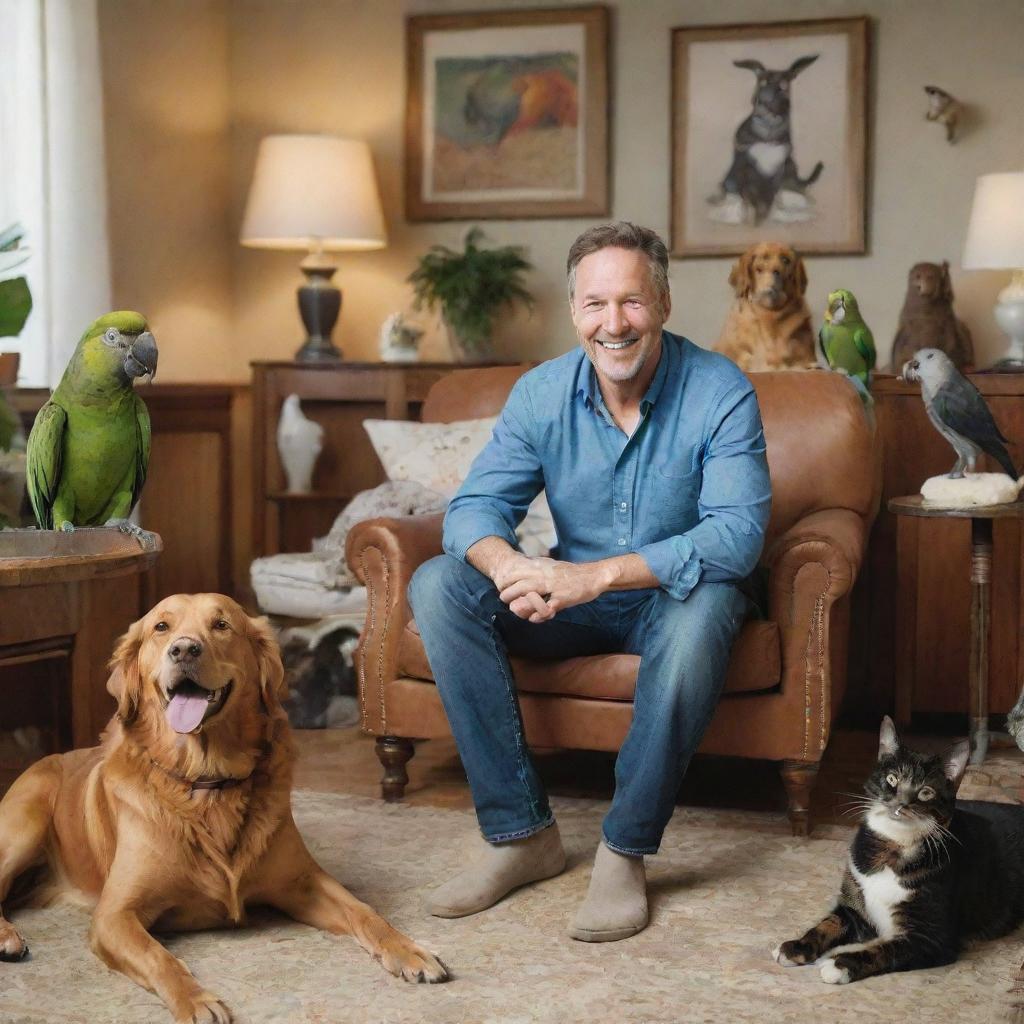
[670,17,869,258]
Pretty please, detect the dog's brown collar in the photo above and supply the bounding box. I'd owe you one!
[149,758,252,794]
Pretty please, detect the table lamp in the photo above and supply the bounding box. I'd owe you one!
[962,171,1024,372]
[241,134,387,362]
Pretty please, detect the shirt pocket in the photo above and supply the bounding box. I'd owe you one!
[646,465,702,535]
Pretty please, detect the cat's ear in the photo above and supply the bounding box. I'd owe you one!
[943,740,971,792]
[878,715,900,760]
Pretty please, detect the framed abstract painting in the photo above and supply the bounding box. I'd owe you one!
[671,17,869,258]
[405,6,609,221]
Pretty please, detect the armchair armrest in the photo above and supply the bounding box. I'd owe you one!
[345,512,444,733]
[764,507,867,603]
[762,507,869,759]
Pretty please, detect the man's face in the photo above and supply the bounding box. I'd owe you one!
[570,246,669,387]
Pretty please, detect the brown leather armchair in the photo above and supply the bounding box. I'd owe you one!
[346,364,880,835]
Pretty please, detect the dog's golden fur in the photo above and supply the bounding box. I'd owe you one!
[715,242,817,371]
[0,593,446,1023]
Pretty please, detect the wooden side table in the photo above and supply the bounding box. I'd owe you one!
[0,529,162,789]
[889,495,1024,762]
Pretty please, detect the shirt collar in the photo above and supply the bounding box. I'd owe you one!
[574,331,674,412]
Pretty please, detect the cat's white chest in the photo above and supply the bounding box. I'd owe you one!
[748,142,788,176]
[849,858,909,939]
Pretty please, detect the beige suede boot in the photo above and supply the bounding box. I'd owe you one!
[569,841,648,942]
[428,822,566,918]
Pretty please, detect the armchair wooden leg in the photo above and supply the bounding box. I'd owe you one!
[376,736,415,802]
[779,760,819,837]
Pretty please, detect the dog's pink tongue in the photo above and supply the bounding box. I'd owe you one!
[166,691,207,734]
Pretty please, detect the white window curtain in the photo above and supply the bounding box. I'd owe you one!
[0,0,111,388]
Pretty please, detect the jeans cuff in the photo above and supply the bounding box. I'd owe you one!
[486,815,556,844]
[603,832,658,857]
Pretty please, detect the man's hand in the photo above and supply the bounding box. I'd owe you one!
[466,536,658,624]
[496,556,611,623]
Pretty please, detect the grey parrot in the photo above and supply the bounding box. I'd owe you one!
[900,348,1017,479]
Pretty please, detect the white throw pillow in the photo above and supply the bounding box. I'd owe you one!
[362,418,557,555]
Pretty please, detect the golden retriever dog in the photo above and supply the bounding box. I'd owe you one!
[715,242,817,371]
[0,594,447,1022]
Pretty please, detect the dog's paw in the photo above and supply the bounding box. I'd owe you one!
[177,991,233,1024]
[772,941,810,966]
[379,937,450,984]
[770,190,815,223]
[0,921,29,962]
[819,958,851,985]
[706,193,749,225]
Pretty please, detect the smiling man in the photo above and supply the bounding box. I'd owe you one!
[409,222,771,941]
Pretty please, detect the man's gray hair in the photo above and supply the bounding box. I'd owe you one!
[566,222,670,304]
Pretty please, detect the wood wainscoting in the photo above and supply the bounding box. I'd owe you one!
[858,373,1024,723]
[12,384,249,605]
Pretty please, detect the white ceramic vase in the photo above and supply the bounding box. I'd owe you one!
[276,394,324,493]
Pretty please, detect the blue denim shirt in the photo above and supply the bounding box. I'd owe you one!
[443,331,771,600]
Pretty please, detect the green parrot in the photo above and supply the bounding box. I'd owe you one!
[818,289,877,389]
[26,310,158,537]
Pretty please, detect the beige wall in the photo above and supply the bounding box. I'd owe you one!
[99,0,233,382]
[101,0,1024,381]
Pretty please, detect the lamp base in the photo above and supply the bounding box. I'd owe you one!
[978,288,1024,373]
[295,264,342,362]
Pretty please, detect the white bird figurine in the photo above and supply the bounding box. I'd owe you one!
[276,394,324,493]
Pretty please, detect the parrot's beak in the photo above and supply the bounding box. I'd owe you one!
[125,331,158,380]
[899,359,919,383]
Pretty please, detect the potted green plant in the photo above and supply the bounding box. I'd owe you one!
[408,227,532,361]
[0,223,33,526]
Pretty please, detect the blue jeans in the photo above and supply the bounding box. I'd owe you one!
[408,555,749,855]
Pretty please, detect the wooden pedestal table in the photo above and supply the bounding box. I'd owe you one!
[0,529,161,787]
[889,496,1024,763]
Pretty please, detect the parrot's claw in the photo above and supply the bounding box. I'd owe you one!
[58,521,75,533]
[104,518,159,552]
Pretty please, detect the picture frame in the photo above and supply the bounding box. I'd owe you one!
[405,5,609,221]
[670,17,869,258]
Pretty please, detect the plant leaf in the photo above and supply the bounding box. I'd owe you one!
[0,277,33,337]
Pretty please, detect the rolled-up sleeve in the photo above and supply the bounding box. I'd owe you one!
[637,381,771,600]
[443,378,545,562]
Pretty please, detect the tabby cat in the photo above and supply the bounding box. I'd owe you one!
[773,716,1024,984]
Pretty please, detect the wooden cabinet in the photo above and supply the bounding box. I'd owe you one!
[251,361,481,558]
[862,373,1024,721]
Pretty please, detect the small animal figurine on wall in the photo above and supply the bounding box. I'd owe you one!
[819,289,876,403]
[707,56,824,226]
[891,261,974,372]
[773,717,1024,986]
[924,85,962,143]
[26,310,158,546]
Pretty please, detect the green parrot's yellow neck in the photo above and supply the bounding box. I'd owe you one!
[55,337,134,405]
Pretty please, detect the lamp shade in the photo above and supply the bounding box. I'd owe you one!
[240,135,387,251]
[962,172,1024,270]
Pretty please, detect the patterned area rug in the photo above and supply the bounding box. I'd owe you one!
[1,789,1021,1024]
